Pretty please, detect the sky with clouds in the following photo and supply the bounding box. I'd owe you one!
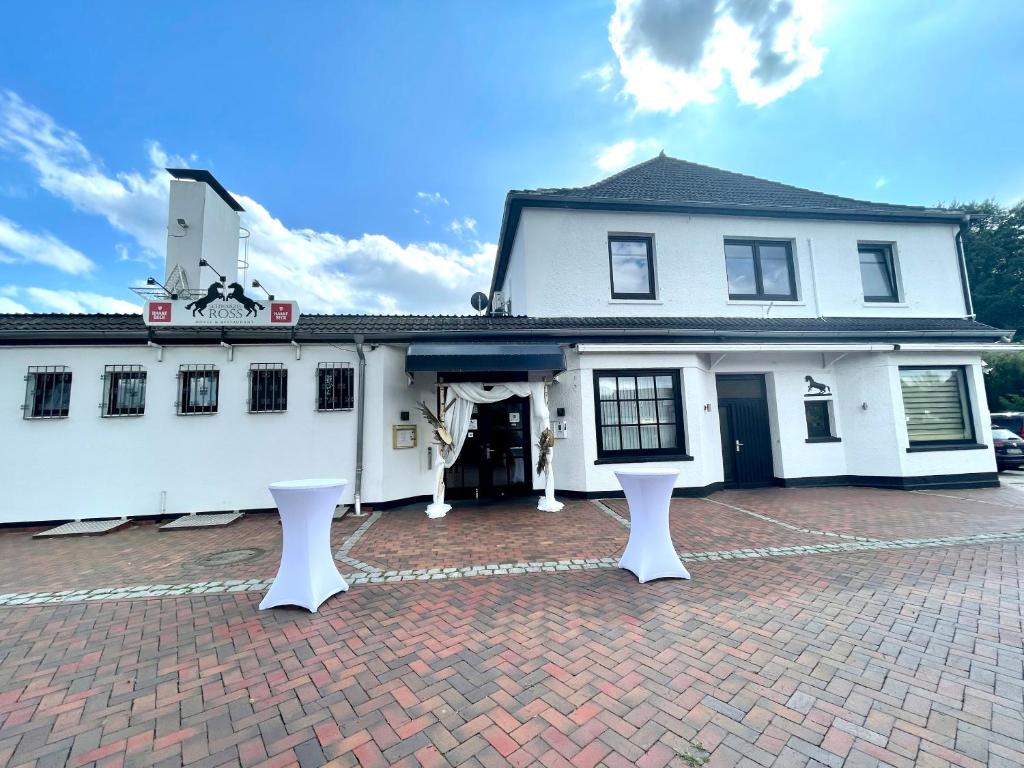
[0,1,1021,315]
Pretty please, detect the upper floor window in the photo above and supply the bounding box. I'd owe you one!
[608,235,656,299]
[725,239,797,300]
[23,366,71,419]
[594,370,684,461]
[249,363,288,413]
[317,363,355,411]
[178,365,219,415]
[858,243,899,302]
[103,365,146,417]
[899,366,974,445]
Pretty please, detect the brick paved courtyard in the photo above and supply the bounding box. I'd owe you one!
[1,486,1023,767]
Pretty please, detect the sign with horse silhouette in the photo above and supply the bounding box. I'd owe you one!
[803,375,832,397]
[144,282,299,327]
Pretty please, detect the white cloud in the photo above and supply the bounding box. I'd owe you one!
[609,0,826,112]
[416,191,449,206]
[448,217,477,236]
[595,138,661,173]
[0,295,30,313]
[0,91,495,314]
[874,176,888,189]
[582,63,616,92]
[19,287,141,314]
[0,215,95,274]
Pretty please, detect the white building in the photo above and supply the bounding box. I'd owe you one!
[0,156,1016,525]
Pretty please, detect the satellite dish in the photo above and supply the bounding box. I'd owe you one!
[470,291,489,312]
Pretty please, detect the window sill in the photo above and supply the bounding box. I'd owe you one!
[594,453,694,465]
[726,299,805,306]
[905,443,987,453]
[805,436,842,443]
[608,299,663,305]
[861,301,908,308]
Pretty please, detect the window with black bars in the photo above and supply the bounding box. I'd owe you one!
[23,366,72,419]
[102,365,146,417]
[594,370,684,459]
[177,365,219,415]
[317,363,354,411]
[249,364,288,413]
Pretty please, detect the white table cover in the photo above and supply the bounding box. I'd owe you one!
[259,479,349,611]
[615,468,691,583]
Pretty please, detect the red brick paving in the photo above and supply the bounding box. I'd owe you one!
[349,500,628,571]
[717,486,1024,540]
[0,515,363,593]
[603,497,833,550]
[1,540,1022,767]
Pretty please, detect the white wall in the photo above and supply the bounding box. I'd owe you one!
[544,349,994,496]
[501,208,966,319]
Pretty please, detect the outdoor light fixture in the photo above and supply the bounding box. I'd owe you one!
[145,276,178,300]
[251,280,275,300]
[198,258,227,282]
[176,218,189,229]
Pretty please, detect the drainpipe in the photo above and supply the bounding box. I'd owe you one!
[955,216,975,319]
[352,337,367,517]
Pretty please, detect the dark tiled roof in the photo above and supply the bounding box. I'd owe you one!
[0,313,1006,342]
[519,154,957,218]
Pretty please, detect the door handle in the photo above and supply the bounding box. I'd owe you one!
[485,446,493,460]
[735,439,744,452]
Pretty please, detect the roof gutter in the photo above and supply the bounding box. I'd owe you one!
[955,216,976,319]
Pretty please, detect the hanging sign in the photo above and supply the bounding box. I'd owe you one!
[144,282,299,327]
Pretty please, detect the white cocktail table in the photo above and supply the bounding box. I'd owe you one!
[615,468,690,583]
[259,479,349,611]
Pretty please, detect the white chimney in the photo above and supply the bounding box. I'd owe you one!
[164,169,243,295]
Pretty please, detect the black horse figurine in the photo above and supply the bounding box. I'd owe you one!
[184,283,224,316]
[805,375,831,395]
[226,283,265,316]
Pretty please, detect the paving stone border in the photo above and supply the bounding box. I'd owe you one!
[3,529,1024,607]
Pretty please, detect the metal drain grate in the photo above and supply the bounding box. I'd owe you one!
[33,519,129,539]
[159,512,243,531]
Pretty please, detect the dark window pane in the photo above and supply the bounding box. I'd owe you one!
[859,246,897,300]
[725,242,756,295]
[758,244,793,295]
[805,401,831,439]
[609,238,653,297]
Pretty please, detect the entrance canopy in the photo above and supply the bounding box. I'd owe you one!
[406,343,565,373]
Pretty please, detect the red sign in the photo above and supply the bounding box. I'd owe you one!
[270,302,293,324]
[148,302,172,323]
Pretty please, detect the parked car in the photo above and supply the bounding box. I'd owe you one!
[990,412,1024,438]
[991,426,1024,470]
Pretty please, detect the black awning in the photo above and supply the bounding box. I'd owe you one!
[405,342,565,373]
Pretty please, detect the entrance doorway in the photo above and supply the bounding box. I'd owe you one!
[445,397,532,501]
[716,374,775,488]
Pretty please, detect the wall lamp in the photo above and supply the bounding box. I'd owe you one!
[251,280,275,300]
[146,277,178,300]
[198,259,227,282]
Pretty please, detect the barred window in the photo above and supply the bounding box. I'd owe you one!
[594,369,684,460]
[899,366,974,445]
[23,366,72,419]
[103,365,146,417]
[177,365,219,415]
[250,363,288,413]
[317,362,354,411]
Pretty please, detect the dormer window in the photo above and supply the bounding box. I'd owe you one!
[725,239,797,300]
[608,235,656,299]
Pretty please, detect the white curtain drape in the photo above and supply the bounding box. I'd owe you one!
[425,381,564,517]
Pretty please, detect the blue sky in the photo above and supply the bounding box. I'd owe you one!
[0,0,1021,314]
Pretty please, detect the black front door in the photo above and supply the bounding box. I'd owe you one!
[716,374,775,488]
[445,397,532,500]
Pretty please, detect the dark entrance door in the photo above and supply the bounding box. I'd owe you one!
[445,397,532,501]
[716,374,775,488]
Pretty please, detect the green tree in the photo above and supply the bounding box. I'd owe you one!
[983,353,1024,411]
[953,200,1024,336]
